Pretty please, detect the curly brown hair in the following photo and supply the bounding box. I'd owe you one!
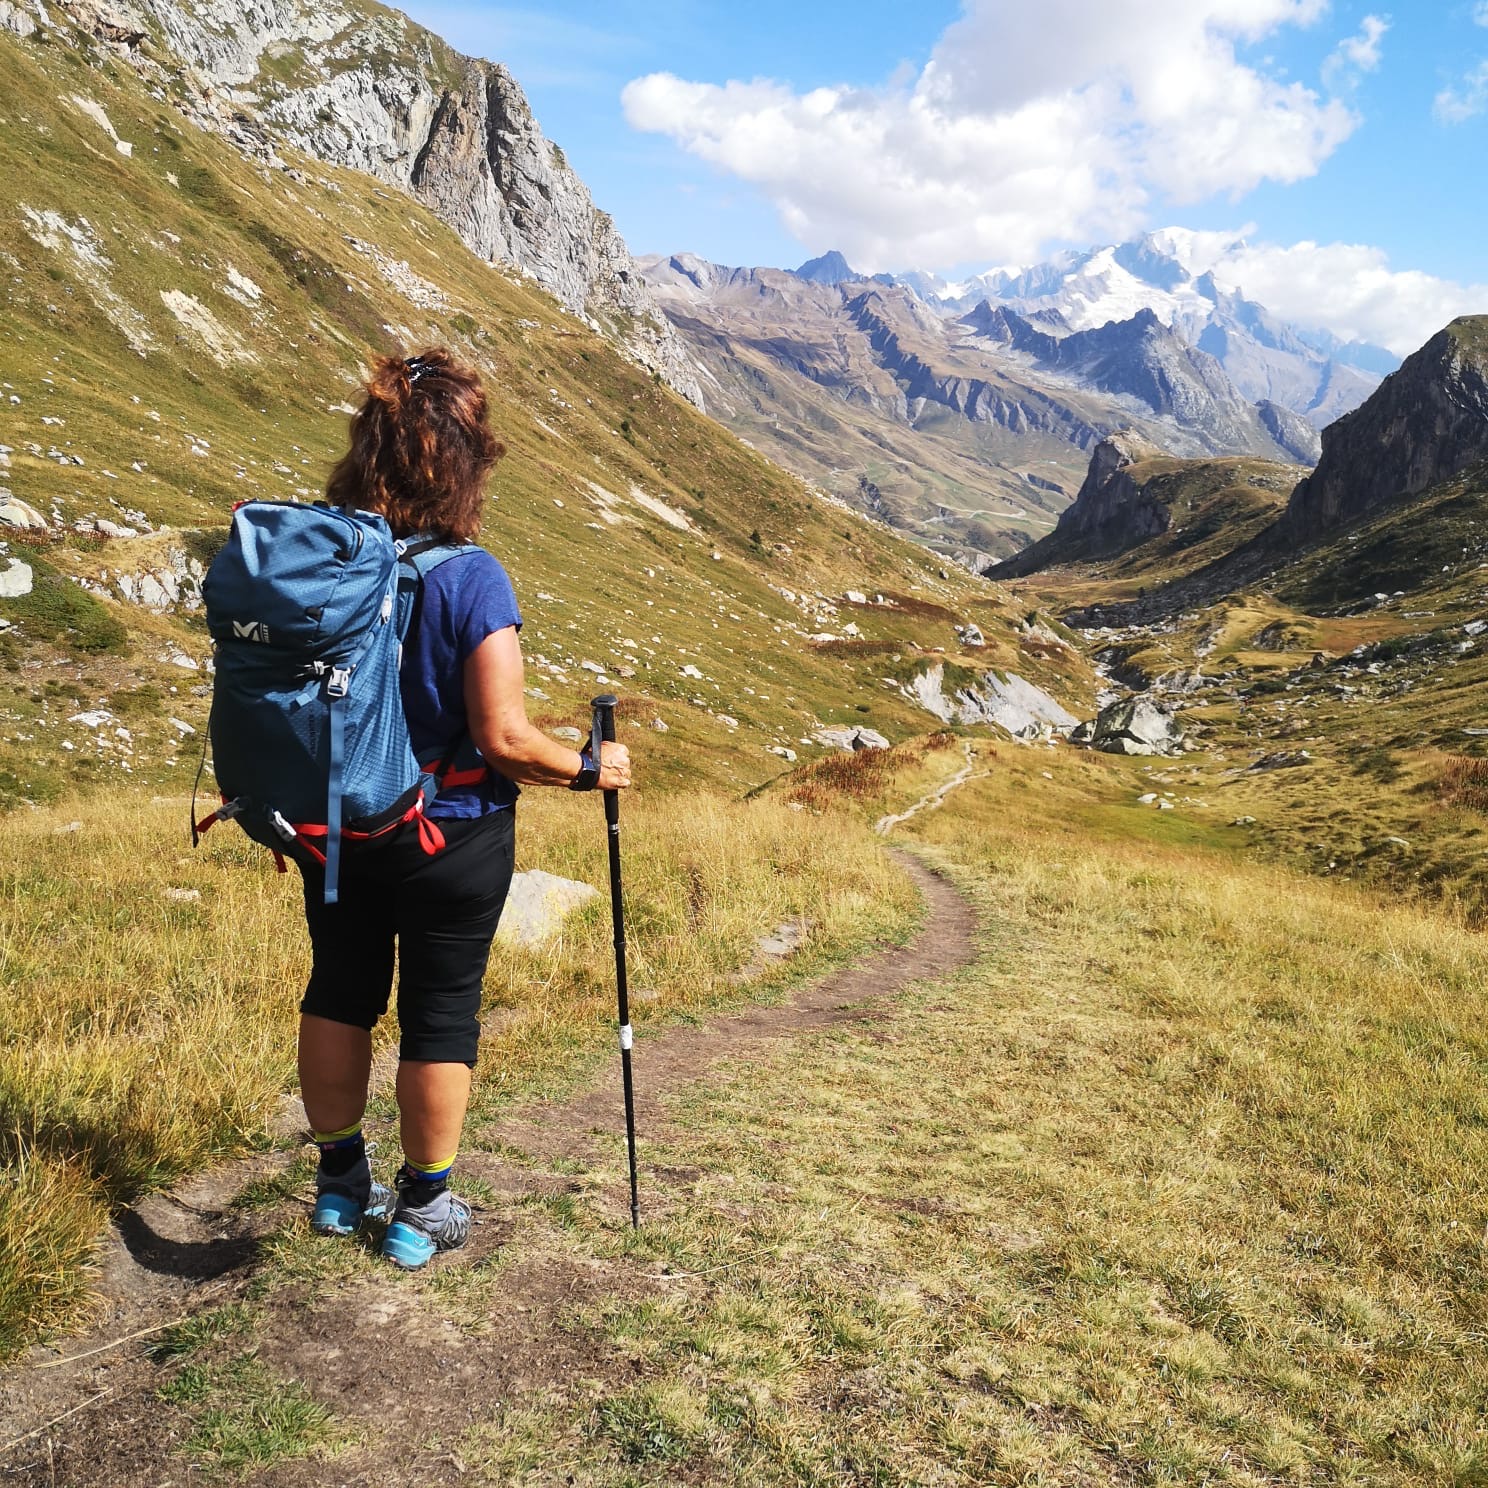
[326,348,506,541]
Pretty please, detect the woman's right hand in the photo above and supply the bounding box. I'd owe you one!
[598,740,633,790]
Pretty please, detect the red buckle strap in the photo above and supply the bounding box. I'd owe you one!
[415,811,446,856]
[438,767,488,788]
[289,795,447,857]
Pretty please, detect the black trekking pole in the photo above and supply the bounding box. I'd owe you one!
[592,694,640,1229]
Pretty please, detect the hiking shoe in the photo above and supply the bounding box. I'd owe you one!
[310,1154,390,1236]
[380,1180,471,1270]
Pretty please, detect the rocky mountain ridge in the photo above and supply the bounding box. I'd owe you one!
[998,316,1488,631]
[902,231,1392,429]
[6,0,703,402]
[961,304,1321,464]
[988,433,1301,581]
[640,250,1318,563]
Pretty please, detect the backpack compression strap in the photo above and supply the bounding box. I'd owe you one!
[324,664,350,902]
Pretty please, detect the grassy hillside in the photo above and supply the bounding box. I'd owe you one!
[0,27,1091,813]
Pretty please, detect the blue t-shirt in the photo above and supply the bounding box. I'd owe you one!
[401,548,523,819]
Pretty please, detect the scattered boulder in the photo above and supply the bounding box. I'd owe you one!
[0,495,48,530]
[0,2,38,38]
[551,726,583,743]
[1073,696,1186,756]
[812,726,890,752]
[0,559,33,599]
[1248,750,1312,771]
[495,869,599,948]
[757,919,809,959]
[958,623,986,648]
[1150,668,1205,695]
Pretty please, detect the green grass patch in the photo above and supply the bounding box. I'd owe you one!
[159,1353,347,1471]
[0,552,127,654]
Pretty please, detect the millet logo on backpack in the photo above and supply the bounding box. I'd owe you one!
[232,619,271,644]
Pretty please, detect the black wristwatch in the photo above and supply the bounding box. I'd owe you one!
[569,748,600,792]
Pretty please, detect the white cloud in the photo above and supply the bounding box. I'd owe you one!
[1169,232,1488,354]
[1322,13,1389,89]
[1475,0,1488,25]
[623,0,1358,271]
[1435,59,1488,123]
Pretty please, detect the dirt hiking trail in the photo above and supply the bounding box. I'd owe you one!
[1,852,977,1487]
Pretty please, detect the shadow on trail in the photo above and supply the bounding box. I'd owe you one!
[114,1204,263,1280]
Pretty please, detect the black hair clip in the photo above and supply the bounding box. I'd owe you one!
[406,355,434,385]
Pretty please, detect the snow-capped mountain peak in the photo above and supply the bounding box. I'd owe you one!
[892,232,1396,429]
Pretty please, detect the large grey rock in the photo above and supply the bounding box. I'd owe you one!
[0,2,39,37]
[1076,695,1186,756]
[0,496,48,530]
[495,869,599,949]
[812,725,890,752]
[0,559,33,598]
[908,662,1077,740]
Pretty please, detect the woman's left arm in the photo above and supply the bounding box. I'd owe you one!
[464,626,631,789]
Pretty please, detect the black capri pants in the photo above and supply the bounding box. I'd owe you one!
[299,808,515,1066]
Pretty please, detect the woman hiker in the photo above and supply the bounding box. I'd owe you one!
[300,348,632,1269]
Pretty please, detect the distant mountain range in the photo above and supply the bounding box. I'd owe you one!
[898,231,1395,428]
[639,232,1394,565]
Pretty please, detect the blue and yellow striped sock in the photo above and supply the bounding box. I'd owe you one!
[313,1122,365,1179]
[398,1153,456,1200]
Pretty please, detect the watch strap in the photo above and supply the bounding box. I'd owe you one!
[569,749,600,792]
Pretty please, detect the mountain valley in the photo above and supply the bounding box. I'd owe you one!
[2,2,1488,1480]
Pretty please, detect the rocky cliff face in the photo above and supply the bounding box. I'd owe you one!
[27,0,702,402]
[1280,317,1488,542]
[991,431,1170,576]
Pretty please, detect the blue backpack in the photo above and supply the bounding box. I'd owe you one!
[195,500,483,902]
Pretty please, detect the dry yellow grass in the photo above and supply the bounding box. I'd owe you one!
[453,772,1488,1484]
[0,789,918,1358]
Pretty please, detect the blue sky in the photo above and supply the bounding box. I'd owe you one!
[398,1,1488,352]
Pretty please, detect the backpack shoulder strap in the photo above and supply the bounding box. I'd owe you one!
[394,539,489,795]
[394,539,481,641]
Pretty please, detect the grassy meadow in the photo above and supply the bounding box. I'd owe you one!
[436,754,1488,1486]
[2,736,1481,1483]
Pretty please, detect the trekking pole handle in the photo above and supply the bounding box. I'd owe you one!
[592,693,618,775]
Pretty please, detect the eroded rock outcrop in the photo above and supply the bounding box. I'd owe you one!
[907,662,1078,740]
[34,0,702,402]
[1279,317,1488,542]
[991,431,1168,577]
